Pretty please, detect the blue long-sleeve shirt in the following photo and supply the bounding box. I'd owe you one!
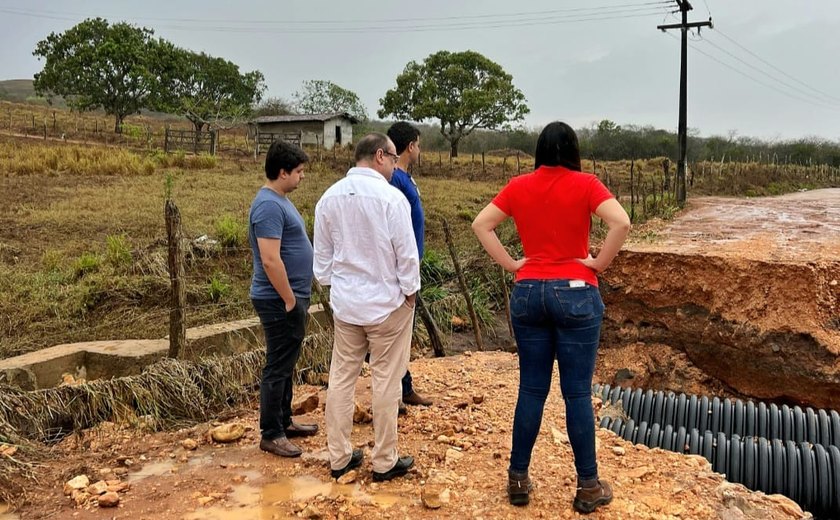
[390,167,425,259]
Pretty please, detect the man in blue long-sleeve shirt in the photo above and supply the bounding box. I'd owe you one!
[387,122,433,409]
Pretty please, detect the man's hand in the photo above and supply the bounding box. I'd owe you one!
[284,295,297,313]
[405,292,417,308]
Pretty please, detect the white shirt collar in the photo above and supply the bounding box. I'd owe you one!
[347,166,389,182]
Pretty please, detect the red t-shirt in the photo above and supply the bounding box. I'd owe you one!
[492,165,613,286]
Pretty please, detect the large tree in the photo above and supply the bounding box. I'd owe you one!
[156,50,266,131]
[33,18,167,133]
[293,80,367,121]
[379,50,529,157]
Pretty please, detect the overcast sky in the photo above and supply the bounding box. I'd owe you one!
[1,1,839,141]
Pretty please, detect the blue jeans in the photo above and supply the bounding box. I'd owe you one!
[508,280,604,480]
[252,297,309,441]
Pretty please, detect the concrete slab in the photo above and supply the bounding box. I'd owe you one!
[0,307,328,390]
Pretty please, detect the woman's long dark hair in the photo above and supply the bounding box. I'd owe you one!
[534,122,582,172]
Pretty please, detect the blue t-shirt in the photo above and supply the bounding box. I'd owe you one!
[248,187,313,300]
[390,168,425,259]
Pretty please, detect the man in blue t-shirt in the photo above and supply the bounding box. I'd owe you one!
[387,122,433,409]
[249,140,317,458]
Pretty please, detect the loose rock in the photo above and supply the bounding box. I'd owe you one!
[210,423,246,443]
[97,492,120,508]
[336,470,358,485]
[292,392,320,415]
[63,475,90,496]
[181,439,198,451]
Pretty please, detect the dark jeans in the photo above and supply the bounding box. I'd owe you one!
[508,280,604,480]
[253,296,309,441]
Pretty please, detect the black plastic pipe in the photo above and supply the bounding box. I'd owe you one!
[594,384,840,517]
[594,384,840,448]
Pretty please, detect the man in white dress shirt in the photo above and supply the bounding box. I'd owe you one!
[314,133,421,482]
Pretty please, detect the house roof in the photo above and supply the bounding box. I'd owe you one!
[251,112,359,124]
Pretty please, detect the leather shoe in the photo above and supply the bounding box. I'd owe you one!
[330,449,364,479]
[285,422,319,438]
[398,400,407,416]
[372,455,414,482]
[403,391,433,406]
[573,479,613,514]
[259,437,302,458]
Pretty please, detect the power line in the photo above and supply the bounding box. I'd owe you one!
[0,8,662,34]
[712,28,840,105]
[664,32,840,112]
[0,2,672,26]
[157,11,673,35]
[697,35,840,109]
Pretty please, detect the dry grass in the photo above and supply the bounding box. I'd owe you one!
[0,100,250,152]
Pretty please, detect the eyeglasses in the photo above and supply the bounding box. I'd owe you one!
[380,149,400,162]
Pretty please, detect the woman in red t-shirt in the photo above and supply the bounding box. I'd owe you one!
[472,122,631,513]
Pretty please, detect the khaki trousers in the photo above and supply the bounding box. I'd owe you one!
[326,301,414,473]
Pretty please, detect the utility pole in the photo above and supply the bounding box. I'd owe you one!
[658,1,712,206]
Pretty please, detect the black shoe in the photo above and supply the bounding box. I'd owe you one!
[398,400,407,416]
[372,456,414,482]
[508,470,533,506]
[285,422,319,438]
[330,449,364,479]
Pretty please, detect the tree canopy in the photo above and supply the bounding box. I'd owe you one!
[33,18,166,133]
[379,50,529,157]
[293,80,367,121]
[33,18,265,133]
[156,50,265,131]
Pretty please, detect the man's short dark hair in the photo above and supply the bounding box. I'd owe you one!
[354,133,390,162]
[387,122,421,155]
[265,140,309,180]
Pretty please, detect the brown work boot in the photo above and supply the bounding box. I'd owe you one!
[259,437,302,458]
[403,390,433,406]
[573,479,613,514]
[508,470,533,506]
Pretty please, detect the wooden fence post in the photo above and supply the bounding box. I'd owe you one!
[165,198,186,358]
[629,159,636,222]
[481,151,486,175]
[416,295,446,357]
[443,219,483,351]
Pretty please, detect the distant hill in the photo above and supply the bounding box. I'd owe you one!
[0,79,183,120]
[0,79,65,107]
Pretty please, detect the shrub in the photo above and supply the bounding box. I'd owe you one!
[215,215,247,248]
[105,234,132,267]
[207,272,231,302]
[73,252,101,278]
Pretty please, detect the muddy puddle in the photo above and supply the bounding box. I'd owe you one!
[184,475,408,520]
[128,454,214,482]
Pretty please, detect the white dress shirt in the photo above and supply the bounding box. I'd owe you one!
[314,167,421,326]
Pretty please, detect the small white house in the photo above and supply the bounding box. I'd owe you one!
[249,112,358,149]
